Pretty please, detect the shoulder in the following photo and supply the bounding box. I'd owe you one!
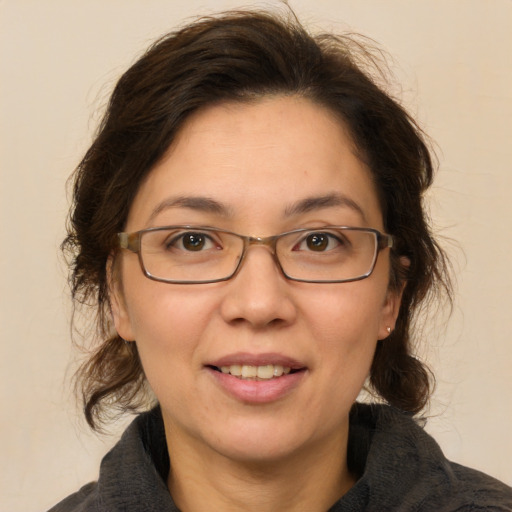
[448,462,512,511]
[341,403,512,511]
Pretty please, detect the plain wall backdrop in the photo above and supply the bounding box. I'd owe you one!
[1,1,511,510]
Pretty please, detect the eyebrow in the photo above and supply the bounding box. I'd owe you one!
[148,192,366,224]
[149,195,232,222]
[284,193,366,221]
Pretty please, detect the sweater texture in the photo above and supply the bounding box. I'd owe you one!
[48,404,512,511]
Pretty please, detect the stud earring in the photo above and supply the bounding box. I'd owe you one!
[386,327,392,334]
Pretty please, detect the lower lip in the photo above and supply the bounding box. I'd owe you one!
[207,368,306,404]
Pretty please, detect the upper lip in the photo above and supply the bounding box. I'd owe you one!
[207,352,307,370]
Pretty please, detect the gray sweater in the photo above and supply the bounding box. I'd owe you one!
[48,404,512,511]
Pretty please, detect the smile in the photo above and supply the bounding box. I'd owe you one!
[206,355,307,403]
[218,364,292,380]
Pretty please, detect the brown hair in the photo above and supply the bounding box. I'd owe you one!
[62,9,451,430]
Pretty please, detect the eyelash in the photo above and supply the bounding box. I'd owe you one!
[166,231,219,251]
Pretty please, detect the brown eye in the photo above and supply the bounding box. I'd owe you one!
[163,230,220,253]
[293,231,346,253]
[306,233,329,251]
[181,233,207,251]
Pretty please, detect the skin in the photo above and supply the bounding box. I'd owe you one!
[111,96,403,512]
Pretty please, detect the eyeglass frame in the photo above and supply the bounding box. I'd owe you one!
[117,225,394,284]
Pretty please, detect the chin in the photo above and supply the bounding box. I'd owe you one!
[204,417,319,465]
[215,438,303,466]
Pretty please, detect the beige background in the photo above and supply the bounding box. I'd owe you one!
[1,0,511,510]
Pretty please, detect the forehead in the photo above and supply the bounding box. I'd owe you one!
[126,96,383,231]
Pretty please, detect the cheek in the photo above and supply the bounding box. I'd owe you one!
[124,284,221,405]
[123,280,218,367]
[300,282,386,377]
[125,274,211,332]
[303,281,387,340]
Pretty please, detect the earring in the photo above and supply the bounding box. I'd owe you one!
[386,327,392,334]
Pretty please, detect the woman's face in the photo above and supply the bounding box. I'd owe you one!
[112,96,402,463]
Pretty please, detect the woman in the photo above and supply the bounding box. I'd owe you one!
[51,9,512,512]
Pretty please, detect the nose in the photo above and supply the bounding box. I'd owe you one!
[219,245,297,328]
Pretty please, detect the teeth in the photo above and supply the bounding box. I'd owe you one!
[219,364,292,380]
[257,365,274,379]
[242,365,257,378]
[226,364,242,376]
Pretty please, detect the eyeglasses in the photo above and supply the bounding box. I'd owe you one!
[117,225,394,284]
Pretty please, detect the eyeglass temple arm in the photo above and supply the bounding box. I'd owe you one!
[378,233,394,250]
[117,232,141,253]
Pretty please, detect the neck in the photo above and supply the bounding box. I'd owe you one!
[165,423,356,512]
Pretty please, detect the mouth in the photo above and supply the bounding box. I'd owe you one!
[208,364,303,381]
[206,354,307,403]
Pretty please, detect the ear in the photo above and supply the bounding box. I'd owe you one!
[107,254,135,341]
[377,287,403,340]
[377,256,409,340]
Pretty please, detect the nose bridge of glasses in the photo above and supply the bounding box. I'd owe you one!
[236,234,282,272]
[245,234,277,249]
[242,235,282,260]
